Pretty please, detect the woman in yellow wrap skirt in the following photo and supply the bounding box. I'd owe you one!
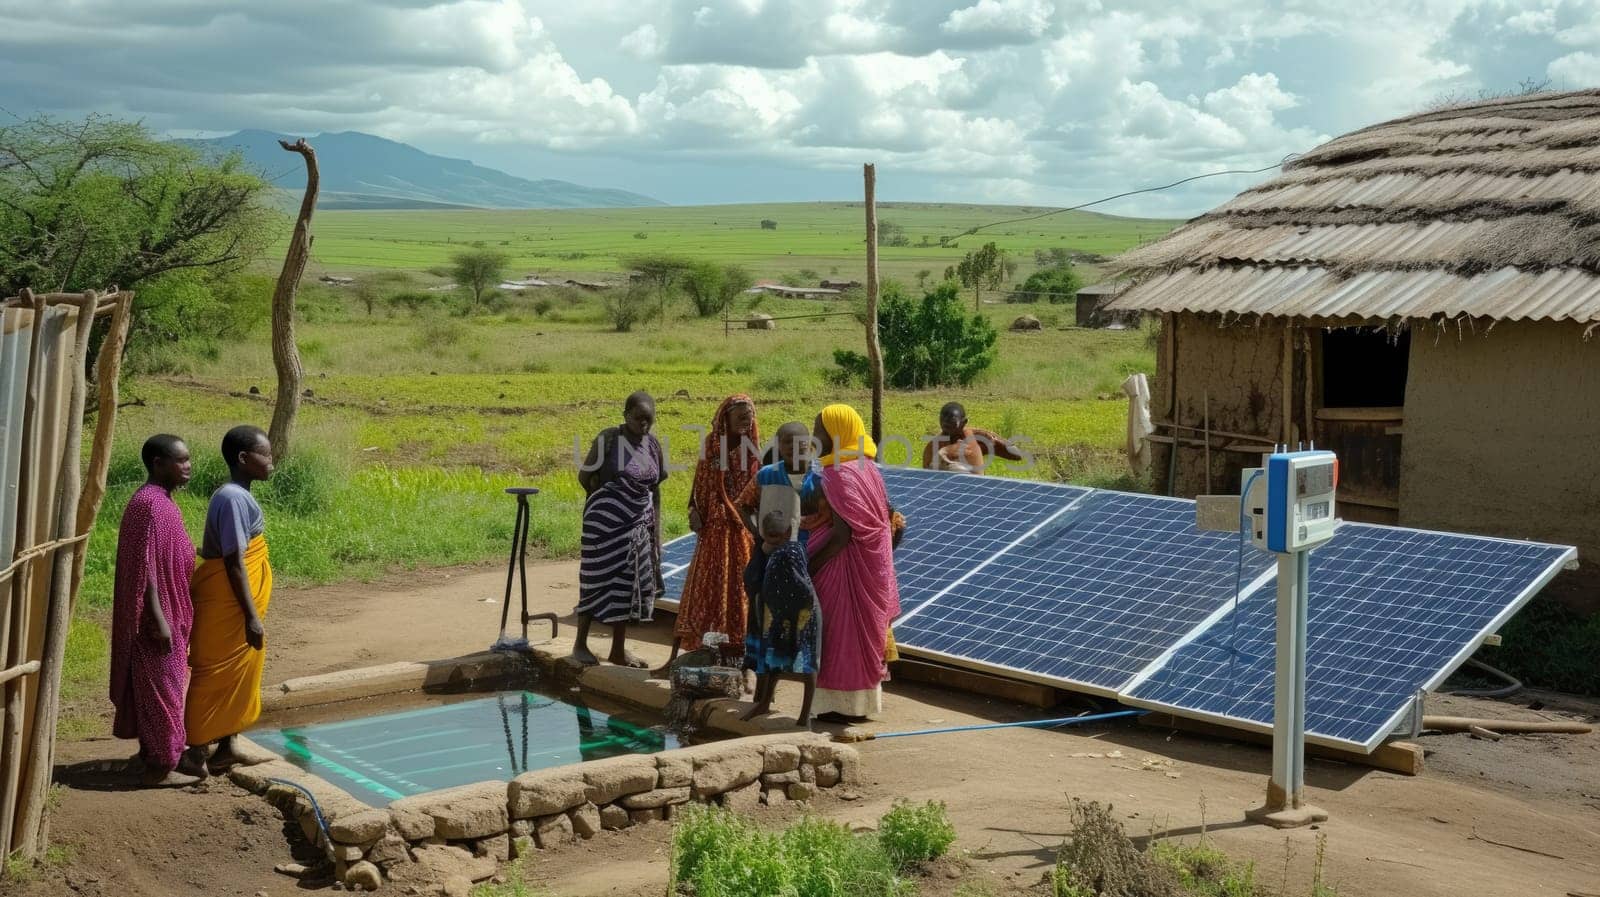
[186,425,274,773]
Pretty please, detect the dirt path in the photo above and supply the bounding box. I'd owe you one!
[20,561,1600,897]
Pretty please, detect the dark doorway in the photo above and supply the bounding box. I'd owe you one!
[1321,327,1410,407]
[1315,326,1408,524]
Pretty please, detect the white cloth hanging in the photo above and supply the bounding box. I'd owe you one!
[1122,372,1154,476]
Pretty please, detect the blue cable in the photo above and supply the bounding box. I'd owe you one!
[267,777,332,846]
[1232,469,1265,692]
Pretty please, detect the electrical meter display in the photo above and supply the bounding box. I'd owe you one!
[1260,450,1339,553]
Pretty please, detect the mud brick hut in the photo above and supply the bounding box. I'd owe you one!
[1106,89,1600,609]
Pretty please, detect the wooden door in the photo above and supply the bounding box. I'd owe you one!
[1314,407,1401,524]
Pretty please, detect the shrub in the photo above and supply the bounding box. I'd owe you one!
[414,316,467,350]
[878,800,957,869]
[533,298,553,317]
[633,231,648,239]
[760,218,778,230]
[256,448,342,516]
[1013,265,1082,304]
[834,282,998,389]
[1053,800,1180,897]
[601,284,656,332]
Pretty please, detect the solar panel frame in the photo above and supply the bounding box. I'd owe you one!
[1121,523,1577,752]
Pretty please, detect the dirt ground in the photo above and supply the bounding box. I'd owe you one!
[12,561,1600,897]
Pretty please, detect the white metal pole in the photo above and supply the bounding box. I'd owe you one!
[1292,550,1311,807]
[1270,552,1297,804]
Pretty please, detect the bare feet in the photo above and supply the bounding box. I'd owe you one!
[740,703,771,723]
[141,768,202,788]
[610,650,649,669]
[571,645,601,667]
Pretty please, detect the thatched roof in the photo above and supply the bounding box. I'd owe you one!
[1108,89,1600,323]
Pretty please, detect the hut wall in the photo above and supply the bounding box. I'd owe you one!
[1400,319,1600,613]
[1153,313,1294,497]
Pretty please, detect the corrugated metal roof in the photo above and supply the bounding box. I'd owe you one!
[1105,266,1600,322]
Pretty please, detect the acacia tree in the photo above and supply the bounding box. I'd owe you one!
[947,242,1004,311]
[0,114,273,354]
[623,254,692,325]
[682,261,754,317]
[450,248,509,309]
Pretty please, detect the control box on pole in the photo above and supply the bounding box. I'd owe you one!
[1240,448,1337,829]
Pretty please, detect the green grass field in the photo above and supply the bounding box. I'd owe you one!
[298,202,1182,285]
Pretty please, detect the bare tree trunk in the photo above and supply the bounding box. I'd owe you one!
[863,164,885,447]
[269,139,318,462]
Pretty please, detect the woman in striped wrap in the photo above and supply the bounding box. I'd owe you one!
[571,391,666,668]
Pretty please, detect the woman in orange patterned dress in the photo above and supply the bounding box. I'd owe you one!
[656,395,760,673]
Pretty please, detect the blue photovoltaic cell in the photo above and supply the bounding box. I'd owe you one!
[894,491,1277,694]
[1126,524,1574,749]
[659,467,1085,613]
[880,468,1086,614]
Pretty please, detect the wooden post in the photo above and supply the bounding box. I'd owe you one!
[0,289,47,855]
[1202,389,1212,493]
[268,139,318,463]
[1302,328,1315,449]
[15,290,96,858]
[70,291,134,599]
[863,164,884,446]
[1164,313,1179,495]
[1280,321,1294,446]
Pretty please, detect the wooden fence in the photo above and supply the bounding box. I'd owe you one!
[0,288,132,863]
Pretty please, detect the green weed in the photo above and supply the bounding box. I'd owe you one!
[1150,841,1257,897]
[878,800,957,870]
[670,805,916,897]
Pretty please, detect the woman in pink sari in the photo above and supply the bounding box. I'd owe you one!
[804,404,900,722]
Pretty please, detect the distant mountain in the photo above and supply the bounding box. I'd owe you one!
[182,130,663,210]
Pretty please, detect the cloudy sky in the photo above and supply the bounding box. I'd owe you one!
[2,0,1595,215]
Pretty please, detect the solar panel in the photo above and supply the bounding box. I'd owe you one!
[657,466,1085,614]
[637,466,1576,754]
[894,491,1277,695]
[1124,524,1575,750]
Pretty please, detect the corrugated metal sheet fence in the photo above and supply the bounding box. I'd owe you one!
[0,288,132,865]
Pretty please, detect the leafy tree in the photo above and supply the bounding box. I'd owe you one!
[759,219,778,230]
[952,242,1004,311]
[602,283,656,332]
[916,269,931,289]
[449,248,509,309]
[878,220,910,247]
[834,282,997,389]
[622,254,692,324]
[1014,265,1082,304]
[718,264,754,313]
[0,114,275,363]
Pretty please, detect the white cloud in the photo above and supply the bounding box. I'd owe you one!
[1548,51,1600,84]
[620,24,661,59]
[0,0,1590,211]
[941,0,1055,39]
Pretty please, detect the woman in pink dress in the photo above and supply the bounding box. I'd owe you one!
[110,435,201,786]
[804,404,901,722]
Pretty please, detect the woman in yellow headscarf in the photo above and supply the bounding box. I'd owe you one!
[186,425,274,772]
[802,405,902,722]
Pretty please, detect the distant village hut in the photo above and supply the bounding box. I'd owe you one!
[1074,281,1138,328]
[1106,89,1600,607]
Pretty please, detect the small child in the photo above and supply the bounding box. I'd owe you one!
[740,510,819,726]
[736,420,812,544]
